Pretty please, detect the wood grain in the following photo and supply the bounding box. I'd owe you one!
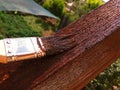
[0,0,120,90]
[33,28,120,90]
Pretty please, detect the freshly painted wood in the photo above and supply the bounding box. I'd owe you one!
[0,0,120,90]
[34,28,120,90]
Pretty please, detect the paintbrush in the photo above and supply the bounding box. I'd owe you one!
[0,34,76,63]
[1,0,120,64]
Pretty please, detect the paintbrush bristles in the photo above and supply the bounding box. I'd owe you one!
[41,34,77,55]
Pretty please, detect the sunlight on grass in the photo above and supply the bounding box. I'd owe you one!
[23,16,56,36]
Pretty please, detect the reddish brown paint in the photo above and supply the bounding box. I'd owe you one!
[0,0,120,90]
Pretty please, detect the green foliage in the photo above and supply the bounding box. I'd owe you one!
[43,0,66,18]
[86,0,104,10]
[68,0,104,22]
[86,59,120,90]
[0,12,42,39]
[23,15,58,33]
[0,11,58,39]
[0,34,4,39]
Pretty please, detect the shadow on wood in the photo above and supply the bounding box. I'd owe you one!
[0,0,120,90]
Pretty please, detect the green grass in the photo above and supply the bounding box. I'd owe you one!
[0,12,57,39]
[23,16,56,35]
[0,12,42,38]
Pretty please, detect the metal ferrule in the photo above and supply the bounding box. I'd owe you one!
[3,37,46,62]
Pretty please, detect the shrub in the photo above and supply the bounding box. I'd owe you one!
[87,59,120,90]
[43,0,66,18]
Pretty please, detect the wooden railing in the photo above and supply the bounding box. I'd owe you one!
[0,0,120,90]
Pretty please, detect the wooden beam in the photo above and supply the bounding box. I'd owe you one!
[0,0,120,90]
[33,29,120,90]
